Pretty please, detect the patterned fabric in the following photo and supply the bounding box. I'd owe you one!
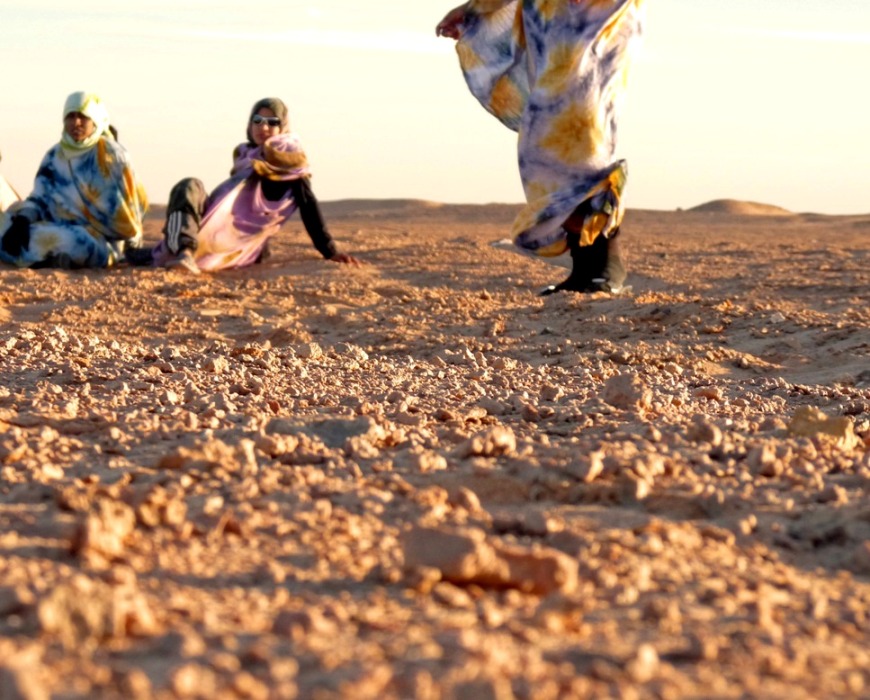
[0,136,147,268]
[232,135,310,182]
[457,0,644,255]
[153,132,311,272]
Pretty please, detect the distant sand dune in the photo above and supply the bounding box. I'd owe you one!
[320,199,522,224]
[143,198,523,226]
[147,198,808,226]
[326,198,444,214]
[688,199,794,217]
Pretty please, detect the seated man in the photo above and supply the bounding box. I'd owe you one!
[0,92,147,269]
[0,150,21,212]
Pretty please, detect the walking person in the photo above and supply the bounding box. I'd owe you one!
[437,0,644,293]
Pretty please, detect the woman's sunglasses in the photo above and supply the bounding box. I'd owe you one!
[252,114,281,127]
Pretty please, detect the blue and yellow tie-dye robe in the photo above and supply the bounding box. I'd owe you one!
[0,136,147,268]
[456,0,644,256]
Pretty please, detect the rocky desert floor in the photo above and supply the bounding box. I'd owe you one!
[0,199,868,699]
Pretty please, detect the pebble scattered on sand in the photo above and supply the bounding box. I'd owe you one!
[0,204,867,697]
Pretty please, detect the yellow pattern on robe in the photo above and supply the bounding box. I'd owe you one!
[455,0,644,255]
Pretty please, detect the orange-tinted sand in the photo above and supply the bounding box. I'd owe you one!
[0,200,868,698]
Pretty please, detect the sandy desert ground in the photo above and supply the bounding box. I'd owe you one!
[0,199,868,699]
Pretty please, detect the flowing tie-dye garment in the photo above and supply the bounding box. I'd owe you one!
[456,0,644,256]
[153,132,311,272]
[0,137,147,268]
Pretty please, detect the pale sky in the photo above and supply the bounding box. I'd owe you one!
[1,1,869,214]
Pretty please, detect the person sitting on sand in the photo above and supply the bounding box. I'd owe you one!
[127,97,359,274]
[0,150,21,213]
[0,92,147,269]
[436,0,644,294]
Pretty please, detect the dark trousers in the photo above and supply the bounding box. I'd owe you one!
[163,178,208,254]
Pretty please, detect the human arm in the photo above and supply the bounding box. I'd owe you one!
[287,178,361,265]
[436,0,514,37]
[105,140,147,240]
[14,149,57,224]
[436,4,469,38]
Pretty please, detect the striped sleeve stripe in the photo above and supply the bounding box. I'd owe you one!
[166,211,183,253]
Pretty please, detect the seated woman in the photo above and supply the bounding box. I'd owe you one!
[129,97,359,274]
[0,150,21,212]
[0,92,147,269]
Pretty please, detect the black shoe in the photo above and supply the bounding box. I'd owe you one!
[540,230,608,296]
[540,267,601,295]
[541,231,629,295]
[30,252,75,270]
[125,245,155,266]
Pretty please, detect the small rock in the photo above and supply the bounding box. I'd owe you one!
[625,644,660,683]
[73,499,136,562]
[618,473,651,502]
[170,664,215,698]
[686,416,723,447]
[158,439,258,475]
[395,449,447,473]
[449,487,482,513]
[403,527,490,582]
[308,416,385,450]
[38,576,158,648]
[0,662,49,700]
[694,386,724,402]
[602,373,652,411]
[296,342,323,360]
[273,609,337,639]
[204,356,229,373]
[457,427,516,458]
[491,357,517,371]
[335,342,369,363]
[685,633,719,661]
[566,451,605,483]
[788,407,858,449]
[747,443,777,472]
[402,526,577,595]
[232,671,270,700]
[120,669,152,699]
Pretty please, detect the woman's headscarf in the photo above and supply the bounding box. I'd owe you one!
[245,97,289,145]
[60,91,113,157]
